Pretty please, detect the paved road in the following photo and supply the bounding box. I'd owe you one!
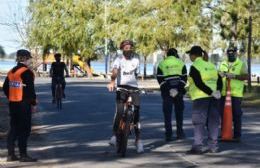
[0,78,259,168]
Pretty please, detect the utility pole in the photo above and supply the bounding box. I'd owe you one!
[104,0,108,76]
[247,0,252,92]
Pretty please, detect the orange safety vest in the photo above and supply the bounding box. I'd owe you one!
[7,67,28,102]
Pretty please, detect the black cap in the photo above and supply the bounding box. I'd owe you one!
[227,46,237,54]
[186,46,203,56]
[16,49,32,59]
[167,48,178,57]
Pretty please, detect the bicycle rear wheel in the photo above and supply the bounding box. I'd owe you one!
[55,84,63,110]
[57,98,62,110]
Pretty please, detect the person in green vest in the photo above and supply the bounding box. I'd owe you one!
[186,46,223,154]
[157,48,187,142]
[219,46,248,142]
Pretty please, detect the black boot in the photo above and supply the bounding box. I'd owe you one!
[7,155,19,162]
[20,155,37,162]
[176,131,186,140]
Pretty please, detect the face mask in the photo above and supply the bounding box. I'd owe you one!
[228,53,236,62]
[56,58,61,62]
[22,58,32,66]
[123,50,133,59]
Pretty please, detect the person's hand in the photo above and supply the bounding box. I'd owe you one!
[65,74,70,78]
[31,105,37,113]
[225,73,236,79]
[107,81,115,92]
[169,89,178,98]
[211,90,221,99]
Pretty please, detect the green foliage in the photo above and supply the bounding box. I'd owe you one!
[27,0,213,59]
[212,0,260,56]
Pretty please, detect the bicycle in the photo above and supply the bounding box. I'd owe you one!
[115,87,144,157]
[54,77,63,110]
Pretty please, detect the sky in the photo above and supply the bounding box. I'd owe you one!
[0,0,28,55]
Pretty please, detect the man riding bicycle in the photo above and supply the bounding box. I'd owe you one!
[50,53,69,103]
[107,40,144,153]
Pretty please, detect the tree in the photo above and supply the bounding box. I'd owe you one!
[211,0,260,57]
[107,0,212,77]
[0,45,6,58]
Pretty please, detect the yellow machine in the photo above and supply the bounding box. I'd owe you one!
[43,54,93,76]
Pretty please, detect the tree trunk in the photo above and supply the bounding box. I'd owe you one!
[247,2,252,92]
[143,56,147,79]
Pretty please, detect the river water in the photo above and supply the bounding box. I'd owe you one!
[1,59,260,76]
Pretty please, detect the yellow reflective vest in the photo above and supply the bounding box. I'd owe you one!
[158,56,185,76]
[219,58,245,97]
[189,57,218,100]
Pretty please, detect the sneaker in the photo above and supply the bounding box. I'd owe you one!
[7,155,19,162]
[109,135,116,146]
[233,137,241,143]
[136,140,144,153]
[206,148,219,153]
[186,148,206,155]
[19,155,37,162]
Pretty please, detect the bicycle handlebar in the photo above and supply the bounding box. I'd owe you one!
[116,87,146,94]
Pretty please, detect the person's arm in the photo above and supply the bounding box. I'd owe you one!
[49,63,53,77]
[107,68,118,91]
[3,77,9,98]
[180,65,187,87]
[107,58,119,91]
[64,63,69,76]
[236,62,249,80]
[217,74,223,91]
[156,66,164,85]
[189,66,213,95]
[22,70,37,105]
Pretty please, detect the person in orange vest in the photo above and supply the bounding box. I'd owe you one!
[3,49,38,162]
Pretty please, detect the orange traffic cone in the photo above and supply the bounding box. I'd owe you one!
[221,79,233,141]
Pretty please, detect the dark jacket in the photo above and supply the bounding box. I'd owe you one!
[189,65,223,95]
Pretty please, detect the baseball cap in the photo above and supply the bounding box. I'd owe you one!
[16,49,32,59]
[186,46,203,56]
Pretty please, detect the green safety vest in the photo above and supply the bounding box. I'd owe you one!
[158,56,185,76]
[189,57,218,100]
[219,58,245,97]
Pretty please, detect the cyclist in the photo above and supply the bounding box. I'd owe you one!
[50,53,69,103]
[107,40,144,153]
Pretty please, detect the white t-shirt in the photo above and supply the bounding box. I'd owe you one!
[112,55,140,88]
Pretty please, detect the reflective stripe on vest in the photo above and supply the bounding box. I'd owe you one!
[7,67,28,102]
[189,57,218,100]
[219,58,244,97]
[158,56,184,76]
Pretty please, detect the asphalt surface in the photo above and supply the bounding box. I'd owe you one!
[0,77,259,168]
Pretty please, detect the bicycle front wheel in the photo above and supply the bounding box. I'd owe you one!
[117,117,131,157]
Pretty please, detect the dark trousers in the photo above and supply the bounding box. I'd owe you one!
[113,90,140,139]
[192,97,220,150]
[7,102,32,156]
[162,94,184,137]
[51,77,66,98]
[220,96,243,138]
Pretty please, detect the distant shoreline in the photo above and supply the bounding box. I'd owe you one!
[0,58,15,61]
